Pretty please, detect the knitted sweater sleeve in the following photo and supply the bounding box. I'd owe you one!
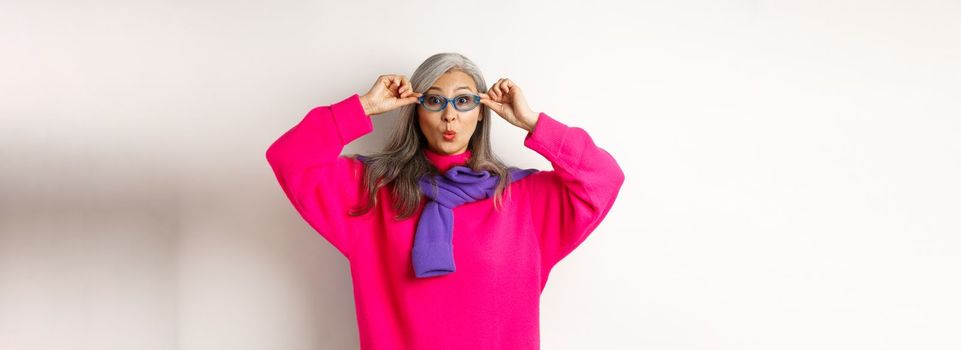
[265,93,372,259]
[521,112,626,271]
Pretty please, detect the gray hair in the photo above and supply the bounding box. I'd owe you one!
[348,52,519,220]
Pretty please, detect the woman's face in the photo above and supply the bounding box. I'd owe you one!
[417,70,482,156]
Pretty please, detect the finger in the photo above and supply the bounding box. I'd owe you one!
[479,98,501,113]
[480,96,503,106]
[511,86,524,101]
[402,96,419,105]
[508,80,522,97]
[399,76,411,94]
[506,79,518,97]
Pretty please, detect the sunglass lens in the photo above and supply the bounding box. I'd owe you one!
[454,94,478,111]
[423,94,444,111]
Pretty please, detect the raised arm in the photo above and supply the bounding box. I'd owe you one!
[265,93,372,258]
[521,112,626,272]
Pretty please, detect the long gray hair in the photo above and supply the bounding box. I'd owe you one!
[347,52,520,220]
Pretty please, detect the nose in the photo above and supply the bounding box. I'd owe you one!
[442,106,457,122]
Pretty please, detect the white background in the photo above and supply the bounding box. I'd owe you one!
[2,0,960,349]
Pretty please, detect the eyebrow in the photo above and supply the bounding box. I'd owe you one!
[428,86,473,92]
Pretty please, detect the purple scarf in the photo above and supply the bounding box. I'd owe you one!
[413,165,537,278]
[355,155,537,278]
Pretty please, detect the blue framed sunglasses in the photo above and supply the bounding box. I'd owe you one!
[417,93,482,112]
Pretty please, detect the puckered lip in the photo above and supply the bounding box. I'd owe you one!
[443,130,457,135]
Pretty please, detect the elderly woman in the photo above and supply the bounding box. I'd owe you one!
[266,52,625,349]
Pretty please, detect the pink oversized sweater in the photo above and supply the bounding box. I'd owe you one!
[265,93,625,349]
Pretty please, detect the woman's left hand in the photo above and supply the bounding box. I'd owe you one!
[479,78,539,132]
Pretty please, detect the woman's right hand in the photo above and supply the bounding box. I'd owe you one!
[359,74,423,116]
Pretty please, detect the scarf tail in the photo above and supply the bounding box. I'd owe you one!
[412,166,538,278]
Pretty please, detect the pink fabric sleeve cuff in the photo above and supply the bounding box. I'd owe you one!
[523,112,577,166]
[329,93,373,145]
